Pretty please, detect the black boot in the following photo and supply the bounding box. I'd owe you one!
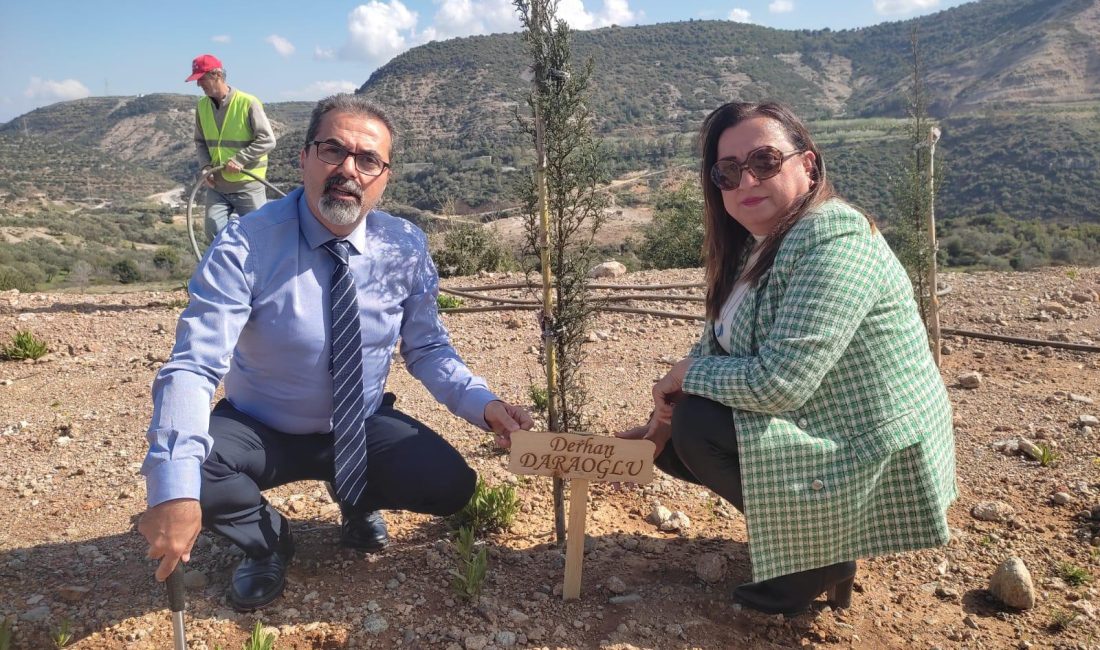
[733,561,856,616]
[228,533,295,612]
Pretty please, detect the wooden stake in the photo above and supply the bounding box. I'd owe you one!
[562,479,589,600]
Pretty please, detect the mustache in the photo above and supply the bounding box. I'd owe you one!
[323,176,363,199]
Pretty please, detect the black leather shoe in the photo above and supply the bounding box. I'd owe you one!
[340,510,389,552]
[228,542,295,612]
[733,561,857,616]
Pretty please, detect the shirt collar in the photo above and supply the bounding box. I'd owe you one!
[297,188,369,255]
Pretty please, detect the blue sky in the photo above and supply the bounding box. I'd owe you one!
[0,0,972,124]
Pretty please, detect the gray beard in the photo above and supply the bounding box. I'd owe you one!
[316,193,363,227]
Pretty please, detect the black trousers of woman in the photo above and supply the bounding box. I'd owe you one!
[660,394,856,615]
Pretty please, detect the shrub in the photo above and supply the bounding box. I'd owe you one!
[639,183,704,269]
[110,258,142,284]
[437,294,464,309]
[434,224,512,278]
[450,478,519,534]
[0,266,36,292]
[529,384,549,413]
[152,247,181,271]
[2,330,48,360]
[450,526,488,600]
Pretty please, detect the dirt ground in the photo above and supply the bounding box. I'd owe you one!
[1,266,1098,649]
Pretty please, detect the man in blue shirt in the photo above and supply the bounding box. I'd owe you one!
[138,93,533,611]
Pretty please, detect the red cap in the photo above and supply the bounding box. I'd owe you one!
[186,54,223,82]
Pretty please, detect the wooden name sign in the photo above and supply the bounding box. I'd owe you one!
[508,430,655,483]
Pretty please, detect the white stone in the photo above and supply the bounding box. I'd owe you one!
[989,557,1036,609]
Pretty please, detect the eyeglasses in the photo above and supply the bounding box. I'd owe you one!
[710,146,804,191]
[310,140,390,176]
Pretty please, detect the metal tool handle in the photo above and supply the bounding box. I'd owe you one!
[166,564,186,613]
[166,564,188,650]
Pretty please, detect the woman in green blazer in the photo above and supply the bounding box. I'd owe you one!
[619,101,956,616]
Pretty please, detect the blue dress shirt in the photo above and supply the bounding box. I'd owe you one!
[142,187,498,507]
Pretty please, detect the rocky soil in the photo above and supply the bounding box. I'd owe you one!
[1,266,1099,649]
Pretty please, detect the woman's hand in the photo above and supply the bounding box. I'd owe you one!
[615,416,672,459]
[652,357,693,425]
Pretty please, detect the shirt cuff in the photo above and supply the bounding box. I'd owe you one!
[144,458,202,508]
[460,388,500,430]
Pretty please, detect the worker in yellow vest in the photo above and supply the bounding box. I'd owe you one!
[186,54,276,244]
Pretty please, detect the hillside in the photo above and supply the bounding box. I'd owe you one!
[1,267,1098,648]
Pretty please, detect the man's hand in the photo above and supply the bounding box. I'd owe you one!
[224,159,243,174]
[652,357,693,425]
[201,165,216,188]
[484,400,534,449]
[138,498,202,581]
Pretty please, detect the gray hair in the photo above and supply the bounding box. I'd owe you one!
[303,93,398,160]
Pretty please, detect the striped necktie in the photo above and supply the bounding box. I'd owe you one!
[322,239,368,506]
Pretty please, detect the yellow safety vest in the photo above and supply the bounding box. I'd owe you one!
[198,89,268,183]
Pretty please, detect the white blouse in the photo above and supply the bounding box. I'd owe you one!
[714,235,766,354]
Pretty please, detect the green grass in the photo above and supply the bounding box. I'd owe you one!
[242,621,276,650]
[50,619,73,648]
[1057,562,1092,587]
[1048,608,1078,632]
[528,384,549,413]
[1037,443,1060,468]
[2,330,48,361]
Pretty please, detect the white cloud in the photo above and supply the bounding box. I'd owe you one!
[314,46,336,60]
[23,77,90,102]
[769,0,794,13]
[728,8,752,22]
[335,0,638,66]
[556,0,636,29]
[211,34,231,44]
[873,0,940,15]
[266,34,296,57]
[281,80,359,100]
[339,1,421,64]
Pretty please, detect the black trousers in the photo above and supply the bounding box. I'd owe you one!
[657,394,745,512]
[199,394,477,557]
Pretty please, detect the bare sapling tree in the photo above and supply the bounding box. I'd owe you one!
[514,0,608,543]
[892,25,943,364]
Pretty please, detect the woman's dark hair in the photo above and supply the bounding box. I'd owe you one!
[699,101,870,320]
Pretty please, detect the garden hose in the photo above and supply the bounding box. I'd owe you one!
[184,165,287,261]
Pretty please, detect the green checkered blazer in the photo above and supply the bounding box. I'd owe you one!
[682,199,957,581]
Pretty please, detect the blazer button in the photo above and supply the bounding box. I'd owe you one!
[798,418,809,428]
[811,479,824,491]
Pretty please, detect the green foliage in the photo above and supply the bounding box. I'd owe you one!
[2,329,48,360]
[242,621,276,650]
[51,619,73,648]
[110,258,142,284]
[153,246,181,272]
[529,384,549,413]
[0,617,12,650]
[436,294,464,309]
[1048,608,1078,632]
[0,265,37,292]
[935,215,1100,270]
[450,526,489,600]
[1057,562,1092,586]
[639,183,704,269]
[434,224,513,278]
[451,478,519,534]
[1037,443,1060,468]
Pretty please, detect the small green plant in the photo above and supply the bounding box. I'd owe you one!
[979,534,996,547]
[242,621,276,650]
[1065,268,1079,280]
[450,525,488,600]
[451,478,519,534]
[167,282,190,309]
[51,618,72,648]
[1037,443,1060,467]
[0,616,14,650]
[2,330,49,360]
[528,384,549,413]
[1048,608,1078,632]
[437,294,464,309]
[1057,562,1092,586]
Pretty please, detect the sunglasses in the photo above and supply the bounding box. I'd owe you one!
[710,145,804,191]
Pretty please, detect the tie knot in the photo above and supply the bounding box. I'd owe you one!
[323,239,351,265]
